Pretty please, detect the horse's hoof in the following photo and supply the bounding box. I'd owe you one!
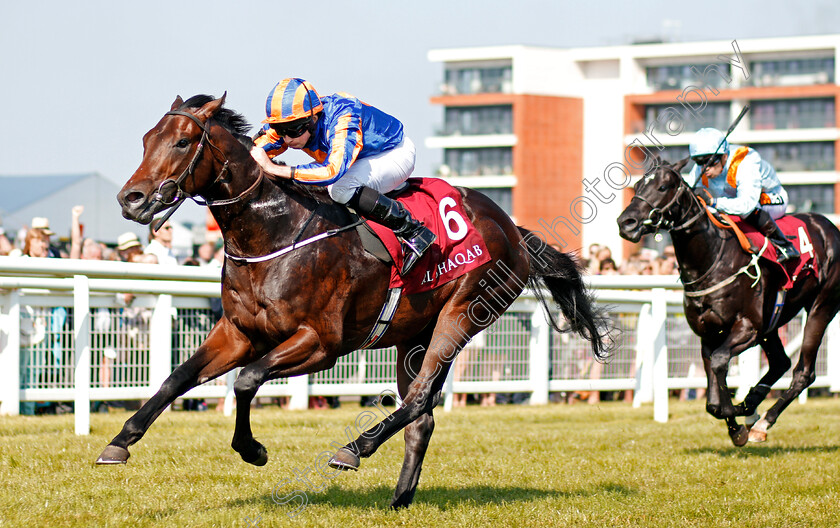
[328,448,360,471]
[748,429,768,443]
[96,445,130,465]
[389,498,411,510]
[728,425,749,447]
[240,444,268,466]
[748,417,770,443]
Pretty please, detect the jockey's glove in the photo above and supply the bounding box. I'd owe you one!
[693,188,716,208]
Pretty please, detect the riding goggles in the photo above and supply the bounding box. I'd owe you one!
[691,154,723,167]
[270,118,312,139]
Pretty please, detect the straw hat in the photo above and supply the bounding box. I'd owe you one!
[116,232,142,251]
[31,217,54,235]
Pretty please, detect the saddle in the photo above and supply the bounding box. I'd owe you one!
[709,209,815,290]
[349,178,491,295]
[347,179,491,348]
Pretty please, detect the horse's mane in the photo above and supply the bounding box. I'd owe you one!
[180,94,331,205]
[179,94,252,146]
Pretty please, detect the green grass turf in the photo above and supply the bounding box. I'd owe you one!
[1,398,840,527]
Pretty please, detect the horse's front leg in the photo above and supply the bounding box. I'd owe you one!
[703,318,757,447]
[96,318,254,464]
[231,326,323,466]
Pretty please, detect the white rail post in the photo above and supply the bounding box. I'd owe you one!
[223,368,237,416]
[651,288,669,423]
[633,303,653,407]
[442,362,455,412]
[149,294,173,409]
[0,291,21,415]
[287,375,309,410]
[735,346,761,401]
[529,303,550,405]
[828,315,840,394]
[74,276,91,435]
[798,311,809,405]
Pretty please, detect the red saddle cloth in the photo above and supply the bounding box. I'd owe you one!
[367,178,491,295]
[732,215,815,289]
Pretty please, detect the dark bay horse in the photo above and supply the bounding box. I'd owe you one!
[618,157,840,446]
[98,94,609,508]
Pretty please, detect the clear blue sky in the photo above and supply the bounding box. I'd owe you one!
[1,0,837,208]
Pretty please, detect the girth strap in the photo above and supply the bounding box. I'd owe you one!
[359,287,403,349]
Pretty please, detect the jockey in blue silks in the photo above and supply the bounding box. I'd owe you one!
[250,78,436,274]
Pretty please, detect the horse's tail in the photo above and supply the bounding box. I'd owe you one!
[517,227,613,360]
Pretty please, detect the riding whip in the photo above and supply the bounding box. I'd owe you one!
[698,104,751,177]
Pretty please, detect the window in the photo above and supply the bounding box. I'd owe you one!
[746,57,834,87]
[444,148,513,177]
[442,106,513,135]
[643,102,731,134]
[645,63,731,91]
[785,184,835,215]
[751,142,835,171]
[442,65,513,95]
[750,98,835,130]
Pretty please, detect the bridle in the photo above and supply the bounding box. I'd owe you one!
[149,109,262,230]
[634,164,748,292]
[632,166,705,233]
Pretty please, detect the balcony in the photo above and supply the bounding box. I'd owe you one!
[745,58,835,87]
[439,65,514,96]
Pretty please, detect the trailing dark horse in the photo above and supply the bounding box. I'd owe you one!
[98,94,610,508]
[618,157,840,446]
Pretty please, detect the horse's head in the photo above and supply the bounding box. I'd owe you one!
[118,94,235,225]
[617,156,691,242]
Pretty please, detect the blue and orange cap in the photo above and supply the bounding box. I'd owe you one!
[262,78,323,124]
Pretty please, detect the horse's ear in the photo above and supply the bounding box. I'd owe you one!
[672,157,690,173]
[170,95,184,111]
[194,92,226,121]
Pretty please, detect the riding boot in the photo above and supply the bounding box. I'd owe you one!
[745,208,800,262]
[349,186,437,275]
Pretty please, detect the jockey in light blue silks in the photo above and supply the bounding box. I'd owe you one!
[685,127,800,262]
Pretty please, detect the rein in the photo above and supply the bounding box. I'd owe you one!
[668,179,765,295]
[634,167,759,295]
[158,108,358,266]
[633,176,707,234]
[683,238,768,296]
[633,183,685,231]
[224,218,364,263]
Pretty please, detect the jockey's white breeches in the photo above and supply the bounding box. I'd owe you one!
[328,137,416,204]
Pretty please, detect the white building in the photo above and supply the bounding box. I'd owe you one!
[428,34,840,262]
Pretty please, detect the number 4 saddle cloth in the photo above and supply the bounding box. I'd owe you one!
[732,215,816,290]
[365,178,492,294]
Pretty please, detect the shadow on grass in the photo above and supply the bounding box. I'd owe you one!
[227,482,637,512]
[686,444,840,458]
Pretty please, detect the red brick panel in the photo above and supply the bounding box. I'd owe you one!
[513,95,584,252]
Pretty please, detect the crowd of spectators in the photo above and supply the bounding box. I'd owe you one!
[585,242,679,278]
[1,207,690,414]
